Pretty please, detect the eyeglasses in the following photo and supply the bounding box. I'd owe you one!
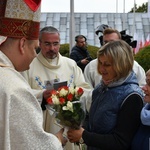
[41,41,60,47]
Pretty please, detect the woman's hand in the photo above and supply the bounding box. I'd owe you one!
[67,127,84,143]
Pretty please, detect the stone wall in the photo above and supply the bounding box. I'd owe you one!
[40,12,150,47]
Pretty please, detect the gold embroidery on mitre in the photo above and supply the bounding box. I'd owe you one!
[5,0,40,21]
[0,0,40,39]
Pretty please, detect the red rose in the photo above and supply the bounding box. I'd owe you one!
[50,89,58,96]
[58,86,68,91]
[59,97,65,104]
[67,93,74,101]
[77,87,84,96]
[47,97,53,104]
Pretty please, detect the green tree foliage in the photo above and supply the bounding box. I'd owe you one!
[129,2,147,13]
[134,46,150,72]
[59,44,70,57]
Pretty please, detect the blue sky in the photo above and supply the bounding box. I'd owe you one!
[41,0,148,13]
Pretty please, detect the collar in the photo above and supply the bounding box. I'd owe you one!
[37,52,62,69]
[0,51,14,68]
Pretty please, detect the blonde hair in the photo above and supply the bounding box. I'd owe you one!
[97,40,134,80]
[146,69,150,76]
[146,69,150,86]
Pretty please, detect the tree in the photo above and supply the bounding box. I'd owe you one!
[134,46,150,72]
[129,2,148,13]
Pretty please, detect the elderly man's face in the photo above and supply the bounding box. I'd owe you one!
[142,74,150,103]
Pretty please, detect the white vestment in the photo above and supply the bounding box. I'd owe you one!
[0,51,63,150]
[84,58,146,111]
[22,52,91,150]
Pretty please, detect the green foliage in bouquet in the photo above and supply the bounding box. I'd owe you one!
[46,86,85,129]
[56,101,85,129]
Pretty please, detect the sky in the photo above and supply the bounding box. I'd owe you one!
[41,0,148,13]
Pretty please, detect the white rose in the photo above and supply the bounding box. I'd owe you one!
[51,95,60,105]
[59,88,68,97]
[62,101,73,112]
[69,87,75,95]
[74,87,79,96]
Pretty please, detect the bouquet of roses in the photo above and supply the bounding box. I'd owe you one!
[46,86,85,129]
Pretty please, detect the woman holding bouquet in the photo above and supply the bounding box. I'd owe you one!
[67,40,144,150]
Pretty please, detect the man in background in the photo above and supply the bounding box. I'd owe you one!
[70,35,92,72]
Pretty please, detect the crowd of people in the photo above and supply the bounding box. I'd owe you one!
[0,0,149,150]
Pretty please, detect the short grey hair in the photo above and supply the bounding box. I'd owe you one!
[39,26,60,41]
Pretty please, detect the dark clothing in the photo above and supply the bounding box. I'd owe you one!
[89,73,143,134]
[82,72,144,150]
[131,103,150,150]
[131,124,150,150]
[83,94,143,150]
[70,46,92,72]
